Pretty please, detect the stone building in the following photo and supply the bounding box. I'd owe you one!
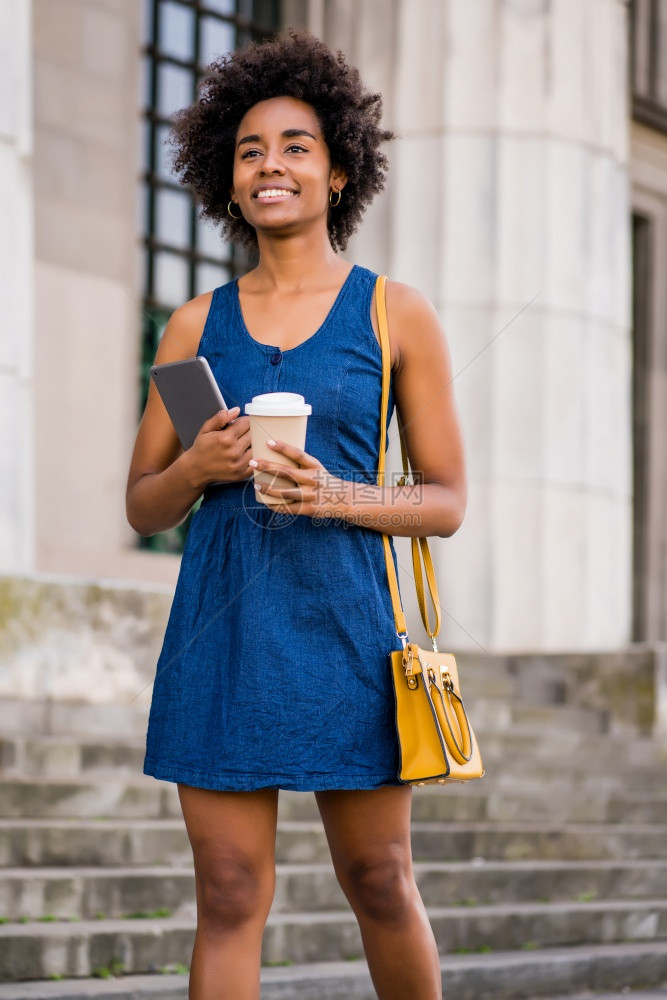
[1,0,666,663]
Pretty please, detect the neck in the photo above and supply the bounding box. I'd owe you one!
[250,228,348,291]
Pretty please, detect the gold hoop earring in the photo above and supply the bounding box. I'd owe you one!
[329,189,342,207]
[227,200,242,220]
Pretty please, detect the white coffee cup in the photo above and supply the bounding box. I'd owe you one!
[245,392,312,506]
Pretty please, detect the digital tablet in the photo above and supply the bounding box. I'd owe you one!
[150,356,230,451]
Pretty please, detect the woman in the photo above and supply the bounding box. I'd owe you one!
[126,29,466,1000]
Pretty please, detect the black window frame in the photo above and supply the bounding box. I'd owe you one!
[137,0,279,554]
[630,0,667,134]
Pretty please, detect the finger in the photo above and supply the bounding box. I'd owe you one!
[251,465,315,490]
[265,439,321,467]
[230,416,252,441]
[201,407,240,433]
[255,482,307,501]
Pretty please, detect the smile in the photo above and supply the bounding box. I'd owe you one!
[254,189,298,201]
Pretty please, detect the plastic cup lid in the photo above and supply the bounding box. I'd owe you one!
[245,392,312,416]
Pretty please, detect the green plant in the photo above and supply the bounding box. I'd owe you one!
[345,954,362,961]
[18,916,30,924]
[124,907,172,919]
[38,914,57,922]
[160,962,190,974]
[522,941,540,951]
[454,898,477,908]
[0,917,9,924]
[92,956,125,978]
[94,912,107,920]
[48,974,64,980]
[575,890,597,902]
[263,959,293,967]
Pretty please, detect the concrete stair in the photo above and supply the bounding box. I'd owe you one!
[0,688,666,997]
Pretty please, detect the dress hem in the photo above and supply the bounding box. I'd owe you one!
[143,756,403,792]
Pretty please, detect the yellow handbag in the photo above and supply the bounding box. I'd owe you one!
[375,275,485,786]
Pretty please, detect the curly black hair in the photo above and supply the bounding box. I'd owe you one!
[167,29,394,253]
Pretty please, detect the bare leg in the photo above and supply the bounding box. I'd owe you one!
[178,783,278,1000]
[315,786,441,1000]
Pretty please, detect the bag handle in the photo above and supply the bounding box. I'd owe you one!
[375,275,442,648]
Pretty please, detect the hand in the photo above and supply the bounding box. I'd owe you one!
[248,439,352,520]
[186,407,252,488]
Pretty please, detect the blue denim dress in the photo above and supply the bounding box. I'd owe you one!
[143,264,404,791]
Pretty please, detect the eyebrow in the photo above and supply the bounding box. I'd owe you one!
[236,128,318,148]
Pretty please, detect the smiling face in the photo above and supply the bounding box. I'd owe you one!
[229,96,346,240]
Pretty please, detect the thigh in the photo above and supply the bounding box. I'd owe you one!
[314,786,414,872]
[178,783,279,876]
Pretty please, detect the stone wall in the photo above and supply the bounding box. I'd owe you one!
[0,574,170,711]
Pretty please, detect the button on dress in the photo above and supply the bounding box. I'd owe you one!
[143,264,404,791]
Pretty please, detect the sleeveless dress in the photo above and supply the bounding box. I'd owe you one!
[143,264,405,791]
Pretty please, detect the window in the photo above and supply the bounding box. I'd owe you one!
[138,0,280,553]
[630,0,667,133]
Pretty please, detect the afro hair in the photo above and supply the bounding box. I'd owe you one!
[167,28,394,252]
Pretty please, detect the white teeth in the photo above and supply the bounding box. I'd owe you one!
[256,189,296,199]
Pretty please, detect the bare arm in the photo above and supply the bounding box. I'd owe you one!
[125,295,252,537]
[339,280,467,538]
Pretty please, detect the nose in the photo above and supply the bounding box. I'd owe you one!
[260,144,286,176]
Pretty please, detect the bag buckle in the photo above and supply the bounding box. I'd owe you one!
[440,669,454,693]
[402,644,419,689]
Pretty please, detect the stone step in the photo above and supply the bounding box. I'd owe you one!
[1,941,667,998]
[1,729,662,779]
[0,736,146,779]
[472,700,609,735]
[0,700,150,741]
[477,729,664,768]
[1,902,667,980]
[2,818,667,869]
[3,775,662,825]
[276,785,665,825]
[3,858,666,921]
[0,777,181,820]
[608,795,667,825]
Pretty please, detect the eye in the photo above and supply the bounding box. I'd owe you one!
[286,144,307,154]
[240,148,261,159]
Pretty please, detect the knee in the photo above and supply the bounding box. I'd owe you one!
[196,855,274,934]
[339,853,414,926]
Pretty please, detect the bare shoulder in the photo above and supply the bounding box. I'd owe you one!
[153,291,215,364]
[385,279,438,319]
[384,280,447,373]
[125,291,216,486]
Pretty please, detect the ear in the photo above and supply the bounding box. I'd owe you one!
[329,165,348,191]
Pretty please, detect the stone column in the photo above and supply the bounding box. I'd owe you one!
[319,0,633,652]
[32,0,150,582]
[0,0,35,573]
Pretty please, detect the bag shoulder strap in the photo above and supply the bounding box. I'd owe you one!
[375,275,442,645]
